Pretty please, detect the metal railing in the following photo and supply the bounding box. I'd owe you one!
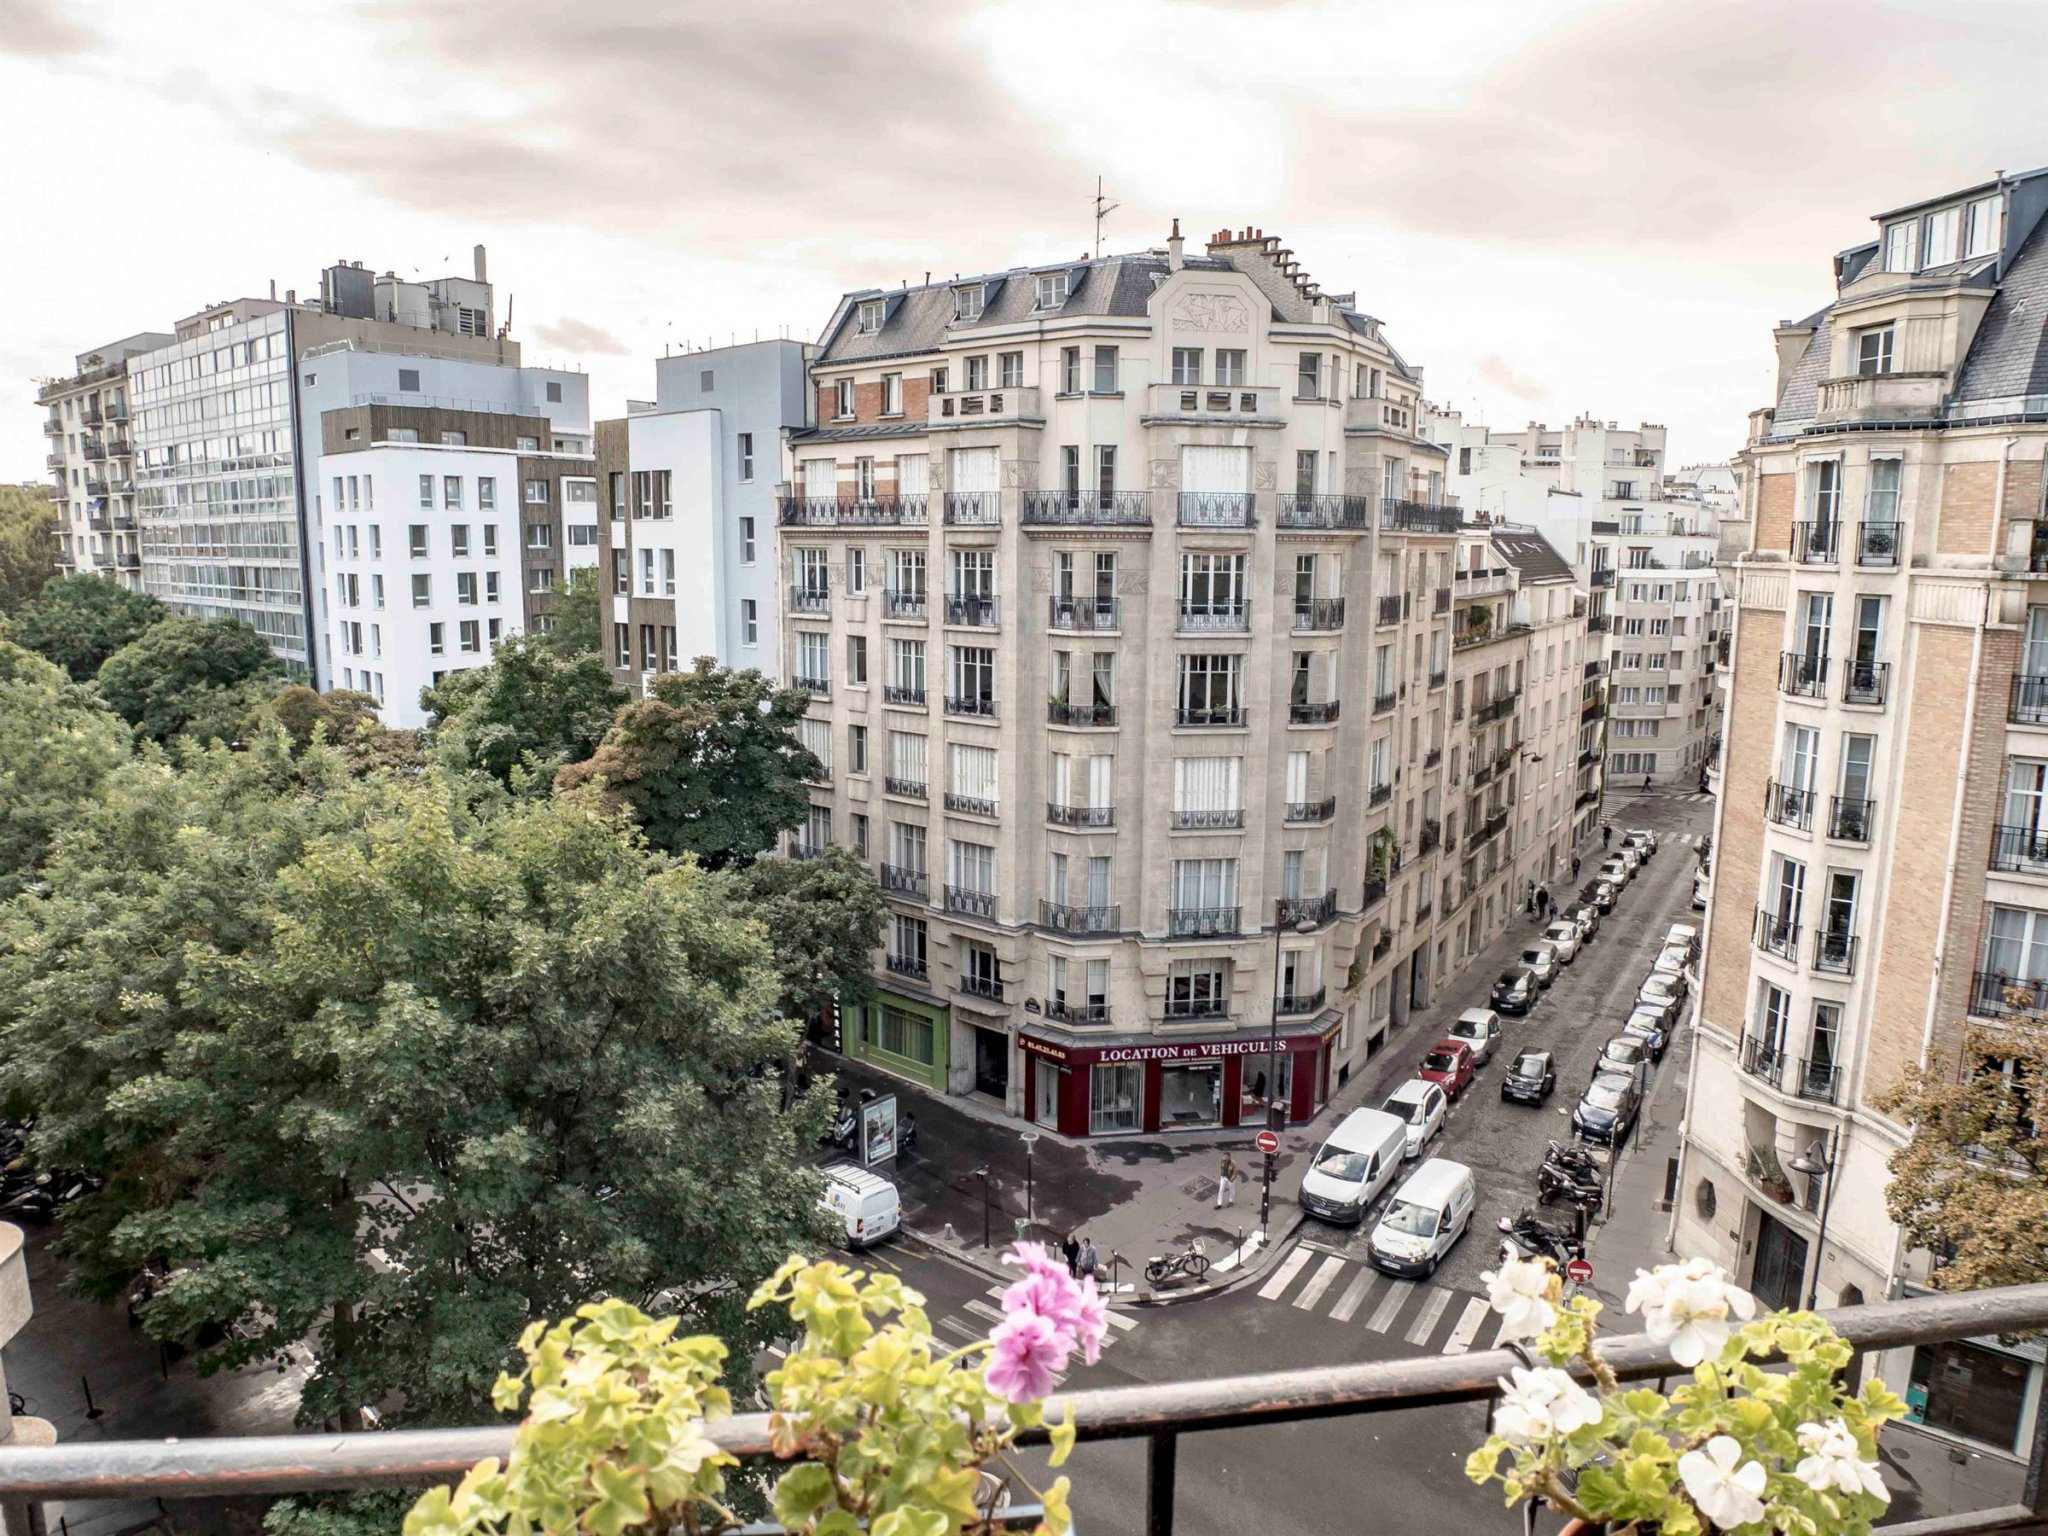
[1753,907,1800,961]
[1843,659,1888,707]
[1589,568,1616,589]
[1176,706,1245,728]
[883,684,927,707]
[944,885,997,920]
[1764,780,1815,831]
[1830,794,1874,842]
[942,492,1001,526]
[1376,593,1405,627]
[943,595,999,628]
[1170,808,1245,831]
[879,864,928,898]
[1792,519,1841,563]
[1043,1000,1111,1027]
[1292,598,1345,631]
[1427,668,1447,690]
[945,695,997,718]
[1294,700,1343,725]
[1992,823,2048,873]
[778,495,929,528]
[1284,797,1336,824]
[1369,783,1393,808]
[1974,971,2048,1020]
[1047,803,1115,828]
[1739,1033,1784,1084]
[1038,901,1120,935]
[883,590,927,619]
[1274,493,1369,530]
[1586,615,1611,634]
[1276,890,1337,928]
[1167,905,1240,938]
[885,952,928,980]
[1176,492,1255,528]
[788,585,830,615]
[1020,490,1151,526]
[1779,651,1828,698]
[883,777,926,800]
[1434,587,1451,613]
[1277,986,1327,1016]
[1858,519,1902,566]
[944,792,997,817]
[1814,930,1857,976]
[1163,999,1230,1023]
[959,973,1006,1003]
[792,674,830,696]
[1049,700,1117,727]
[1380,498,1460,533]
[1178,599,1250,631]
[1050,597,1120,630]
[2012,675,2048,726]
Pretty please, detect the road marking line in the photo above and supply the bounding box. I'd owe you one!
[1405,1286,1454,1345]
[1328,1267,1377,1323]
[765,1345,788,1360]
[865,1252,902,1273]
[1442,1297,1490,1354]
[936,1315,979,1343]
[1292,1254,1348,1311]
[1367,1279,1415,1332]
[1488,1314,1518,1349]
[1258,1244,1314,1300]
[964,1298,1004,1324]
[986,1285,1011,1301]
[1103,1308,1139,1331]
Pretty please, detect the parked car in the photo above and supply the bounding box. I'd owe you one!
[1519,941,1561,988]
[1597,858,1632,888]
[1569,904,1600,943]
[1417,1039,1477,1100]
[1625,828,1658,858]
[819,1165,901,1248]
[1664,922,1700,962]
[1500,1049,1557,1105]
[1381,1079,1449,1159]
[1447,1007,1503,1065]
[1598,1034,1654,1092]
[1636,970,1686,1024]
[1654,942,1693,977]
[1367,1158,1476,1279]
[1542,920,1581,964]
[1622,1006,1670,1061]
[1572,1070,1643,1145]
[1691,869,1710,911]
[1491,966,1538,1015]
[1298,1108,1411,1224]
[1617,844,1643,874]
[1583,880,1619,914]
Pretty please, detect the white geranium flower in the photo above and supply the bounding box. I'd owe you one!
[1492,1366,1601,1446]
[1630,1259,1756,1367]
[1481,1255,1557,1341]
[1677,1434,1768,1529]
[1794,1418,1889,1503]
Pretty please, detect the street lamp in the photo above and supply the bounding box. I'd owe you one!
[1260,901,1321,1238]
[1788,1129,1839,1311]
[1020,1131,1039,1231]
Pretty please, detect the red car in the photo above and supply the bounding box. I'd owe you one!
[1417,1039,1476,1100]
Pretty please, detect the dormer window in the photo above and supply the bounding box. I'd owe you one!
[1923,206,1960,268]
[1033,271,1070,311]
[1967,195,2002,259]
[855,299,886,335]
[1884,221,1918,274]
[952,284,985,323]
[1855,325,1895,377]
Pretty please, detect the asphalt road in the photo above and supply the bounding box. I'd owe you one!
[872,790,1716,1536]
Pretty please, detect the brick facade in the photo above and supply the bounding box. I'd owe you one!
[1936,460,2000,557]
[1754,471,1794,554]
[1701,616,1779,1034]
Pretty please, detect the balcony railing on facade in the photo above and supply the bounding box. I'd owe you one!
[1380,496,1461,533]
[778,495,929,528]
[1779,650,1828,698]
[1368,782,1393,809]
[1274,493,1370,531]
[1284,796,1336,824]
[884,952,927,981]
[1418,819,1441,855]
[80,436,105,460]
[1481,807,1510,842]
[41,413,62,435]
[1475,691,1520,724]
[1792,519,1842,564]
[1047,802,1115,828]
[944,885,996,920]
[1423,746,1442,770]
[2011,674,2048,726]
[1049,700,1117,727]
[1764,779,1815,832]
[1176,705,1245,728]
[1277,985,1327,1016]
[1814,930,1857,976]
[1843,659,1888,707]
[788,584,830,616]
[1292,598,1345,632]
[1858,520,1903,566]
[1170,808,1245,831]
[945,694,997,719]
[1020,490,1152,527]
[1427,667,1447,690]
[1586,614,1611,634]
[1163,998,1230,1025]
[883,590,927,620]
[1177,491,1256,528]
[958,972,1006,1003]
[1740,1033,1845,1105]
[1043,998,1111,1026]
[1167,905,1241,938]
[792,673,830,697]
[1296,699,1344,725]
[879,863,929,898]
[1452,620,1495,652]
[1179,599,1250,632]
[883,776,926,800]
[1753,906,1800,962]
[1990,822,2048,875]
[1038,900,1120,935]
[942,491,1001,526]
[1050,596,1120,631]
[1830,794,1874,843]
[1375,593,1406,627]
[943,595,999,628]
[944,792,997,817]
[883,684,926,708]
[1276,890,1338,929]
[1576,787,1600,808]
[1589,567,1616,589]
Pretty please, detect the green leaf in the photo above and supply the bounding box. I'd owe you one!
[1049,1402,1077,1468]
[773,1464,838,1529]
[582,1461,650,1536]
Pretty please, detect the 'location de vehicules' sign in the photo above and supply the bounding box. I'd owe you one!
[1020,1034,1311,1066]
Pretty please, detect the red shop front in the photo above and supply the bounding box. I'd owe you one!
[1017,1019,1339,1139]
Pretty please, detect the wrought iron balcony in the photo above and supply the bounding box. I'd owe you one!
[1291,598,1345,632]
[1585,615,1611,634]
[1753,906,1799,961]
[944,885,997,920]
[883,590,927,619]
[883,684,926,707]
[944,792,997,817]
[1176,706,1245,728]
[1589,567,1616,589]
[1814,930,1857,976]
[1419,819,1441,854]
[2011,674,2048,725]
[879,864,928,898]
[1990,822,2048,873]
[1843,659,1888,706]
[1176,491,1256,528]
[1829,794,1874,842]
[1434,586,1451,613]
[1796,1060,1842,1104]
[1049,596,1120,630]
[883,776,926,800]
[1047,803,1115,828]
[1274,493,1370,530]
[1171,808,1245,831]
[1740,1033,1785,1085]
[1764,780,1815,831]
[1482,808,1510,841]
[1423,746,1442,770]
[1293,700,1342,725]
[1164,998,1230,1023]
[1476,691,1520,723]
[1020,490,1151,526]
[1178,599,1249,631]
[942,491,1001,526]
[945,694,997,718]
[1974,970,2048,1019]
[1043,998,1111,1025]
[1778,650,1828,698]
[1276,890,1337,928]
[1427,668,1447,690]
[1369,782,1392,808]
[1038,901,1120,935]
[943,595,999,628]
[41,413,62,435]
[1167,905,1240,938]
[792,674,830,696]
[1277,986,1327,1016]
[1858,519,1902,566]
[959,972,1006,1003]
[1792,519,1841,563]
[1380,497,1460,533]
[1376,593,1405,627]
[788,584,830,615]
[1284,797,1336,824]
[778,495,929,528]
[1577,787,1600,808]
[884,951,928,982]
[1048,700,1117,727]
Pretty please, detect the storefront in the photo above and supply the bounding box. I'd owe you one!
[1017,1017,1338,1139]
[841,990,951,1093]
[1903,1324,2045,1459]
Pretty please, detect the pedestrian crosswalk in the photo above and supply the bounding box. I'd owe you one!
[767,1278,1142,1361]
[1255,1241,1517,1356]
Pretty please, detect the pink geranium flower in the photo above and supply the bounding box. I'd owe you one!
[985,1311,1069,1403]
[999,1244,1110,1365]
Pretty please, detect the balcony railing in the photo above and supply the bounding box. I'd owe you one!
[1990,822,2048,873]
[1179,599,1249,631]
[1376,593,1405,627]
[1167,905,1240,938]
[1277,986,1327,1016]
[1779,651,1828,698]
[1830,794,1874,842]
[1163,999,1230,1023]
[1043,999,1111,1025]
[778,495,929,528]
[1585,615,1611,634]
[883,684,926,707]
[1369,782,1393,809]
[1419,819,1441,854]
[1020,490,1151,527]
[1038,900,1120,935]
[1739,1033,1784,1084]
[1293,700,1343,725]
[944,792,997,817]
[1276,890,1337,928]
[883,590,927,619]
[1434,586,1451,614]
[885,953,928,980]
[1843,659,1888,706]
[1176,491,1255,528]
[944,885,996,920]
[1423,746,1442,770]
[1170,808,1245,830]
[1476,691,1520,724]
[1292,598,1345,632]
[1589,567,1616,589]
[959,972,1006,1003]
[1792,519,1841,563]
[1274,493,1370,530]
[1764,779,1815,831]
[1048,700,1117,727]
[879,864,929,898]
[1753,906,1800,961]
[789,585,830,615]
[792,674,830,696]
[1380,497,1461,533]
[2012,674,2048,726]
[1284,797,1336,824]
[942,491,1001,526]
[1427,668,1447,690]
[1814,930,1857,976]
[1974,970,2048,1020]
[1858,519,1902,566]
[943,595,999,628]
[1047,803,1115,828]
[1176,706,1245,728]
[883,776,926,800]
[1049,596,1120,631]
[1797,1060,1842,1104]
[945,695,997,718]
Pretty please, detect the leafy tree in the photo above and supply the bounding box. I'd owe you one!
[0,741,835,1434]
[0,486,59,614]
[0,637,130,897]
[557,660,819,868]
[1879,1025,2048,1292]
[421,634,624,787]
[543,565,604,659]
[720,846,886,1024]
[9,574,165,680]
[94,614,282,743]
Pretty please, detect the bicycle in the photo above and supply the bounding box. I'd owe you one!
[1143,1237,1209,1285]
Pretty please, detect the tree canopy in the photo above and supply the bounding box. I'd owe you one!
[557,660,819,868]
[543,565,604,659]
[0,637,130,898]
[421,634,625,788]
[9,574,165,680]
[0,486,58,614]
[95,614,283,743]
[720,845,886,1023]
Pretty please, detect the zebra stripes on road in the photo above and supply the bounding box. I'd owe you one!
[1255,1241,1515,1356]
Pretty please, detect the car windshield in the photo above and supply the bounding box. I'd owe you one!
[1422,1051,1459,1074]
[1546,926,1572,941]
[1604,1041,1639,1062]
[1585,1081,1625,1111]
[1383,1096,1423,1125]
[1379,1198,1438,1237]
[1313,1146,1372,1182]
[1497,972,1524,989]
[1644,976,1676,997]
[1512,1053,1547,1077]
[1522,951,1546,965]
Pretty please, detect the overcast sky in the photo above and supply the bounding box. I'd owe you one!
[5,0,2045,482]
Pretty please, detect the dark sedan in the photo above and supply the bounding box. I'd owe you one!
[1572,1070,1642,1146]
[1500,1049,1556,1105]
[1582,880,1619,914]
[1491,966,1537,1015]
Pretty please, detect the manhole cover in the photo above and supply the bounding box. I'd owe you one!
[1179,1176,1213,1199]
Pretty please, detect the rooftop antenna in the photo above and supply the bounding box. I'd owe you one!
[1093,176,1120,258]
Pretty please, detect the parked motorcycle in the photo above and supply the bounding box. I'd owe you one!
[1496,1208,1586,1270]
[822,1089,877,1153]
[1143,1237,1210,1286]
[1536,1163,1605,1215]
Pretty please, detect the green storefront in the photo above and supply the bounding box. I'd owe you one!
[842,989,950,1092]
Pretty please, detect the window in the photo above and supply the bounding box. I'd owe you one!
[1172,757,1242,821]
[740,599,758,646]
[612,549,630,594]
[798,718,831,771]
[848,634,868,685]
[931,366,948,395]
[632,469,672,519]
[881,373,903,415]
[1166,959,1227,1019]
[855,299,886,334]
[949,645,995,710]
[998,352,1023,389]
[614,624,631,668]
[850,724,868,776]
[855,457,876,502]
[1172,347,1202,385]
[568,522,598,547]
[798,631,831,687]
[1924,205,1960,267]
[1215,349,1245,386]
[456,571,478,606]
[369,524,382,558]
[516,436,539,451]
[1856,326,1894,377]
[451,524,471,558]
[371,573,385,608]
[640,624,656,667]
[889,732,928,793]
[660,548,675,596]
[481,523,496,556]
[950,742,999,810]
[412,573,432,608]
[397,368,420,392]
[1061,347,1082,395]
[949,838,995,896]
[1868,459,1902,521]
[428,622,444,655]
[1884,220,1918,273]
[1295,449,1319,497]
[1095,445,1117,499]
[525,479,549,505]
[952,284,985,323]
[1296,352,1323,399]
[418,474,434,509]
[1966,195,2002,260]
[739,515,757,564]
[1033,271,1069,310]
[891,637,926,694]
[1177,654,1243,718]
[796,547,830,598]
[459,619,480,654]
[443,475,463,509]
[699,371,714,393]
[530,567,555,593]
[1092,346,1119,394]
[528,522,554,549]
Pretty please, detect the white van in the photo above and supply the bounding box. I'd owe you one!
[819,1164,900,1248]
[1297,1108,1409,1225]
[1367,1158,1477,1278]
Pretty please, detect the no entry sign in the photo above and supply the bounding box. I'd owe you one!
[1566,1257,1594,1284]
[1254,1129,1281,1154]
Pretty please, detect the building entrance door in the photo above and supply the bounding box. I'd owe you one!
[973,1026,1010,1101]
[1033,1062,1060,1129]
[1751,1209,1810,1312]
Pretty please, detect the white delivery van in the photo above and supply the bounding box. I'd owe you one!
[819,1164,901,1248]
[1297,1108,1408,1225]
[1367,1157,1477,1278]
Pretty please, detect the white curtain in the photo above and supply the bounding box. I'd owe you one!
[1173,757,1242,814]
[1180,444,1250,493]
[798,718,831,769]
[1087,755,1113,809]
[1048,752,1071,808]
[951,743,998,803]
[896,454,929,495]
[1172,858,1237,907]
[803,459,837,498]
[950,447,999,493]
[1285,751,1310,803]
[950,840,995,893]
[889,731,926,784]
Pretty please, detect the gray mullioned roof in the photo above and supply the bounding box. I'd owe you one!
[1954,211,2048,403]
[1772,321,1833,430]
[1490,529,1576,585]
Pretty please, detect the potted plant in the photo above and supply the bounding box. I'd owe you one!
[406,1245,1105,1536]
[1467,1254,1904,1534]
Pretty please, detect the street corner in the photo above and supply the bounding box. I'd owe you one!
[1126,1212,1306,1306]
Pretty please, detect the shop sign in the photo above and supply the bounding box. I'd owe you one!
[1019,1033,1314,1066]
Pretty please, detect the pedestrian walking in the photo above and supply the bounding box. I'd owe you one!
[1216,1151,1240,1208]
[1062,1231,1081,1278]
[1602,822,1612,849]
[1643,773,1653,792]
[1571,854,1581,879]
[1079,1235,1099,1280]
[1536,884,1549,919]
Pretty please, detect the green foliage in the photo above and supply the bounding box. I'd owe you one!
[9,574,165,680]
[0,636,130,898]
[721,847,886,1023]
[94,614,282,743]
[1879,1025,2048,1291]
[545,566,605,659]
[557,661,819,869]
[0,486,59,613]
[247,685,424,774]
[422,633,625,788]
[0,743,834,1431]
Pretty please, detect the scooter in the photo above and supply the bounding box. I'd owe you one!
[1496,1208,1586,1270]
[1143,1237,1209,1286]
[1536,1164,1605,1215]
[823,1089,876,1153]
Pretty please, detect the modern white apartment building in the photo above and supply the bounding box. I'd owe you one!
[36,333,172,590]
[594,339,811,689]
[1676,166,2048,1458]
[777,226,1591,1138]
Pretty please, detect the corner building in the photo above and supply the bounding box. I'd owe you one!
[776,225,1554,1137]
[1675,168,2048,1456]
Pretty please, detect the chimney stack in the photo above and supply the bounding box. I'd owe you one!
[473,244,488,284]
[1167,217,1184,271]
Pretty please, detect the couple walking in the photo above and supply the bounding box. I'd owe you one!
[1060,1231,1099,1280]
